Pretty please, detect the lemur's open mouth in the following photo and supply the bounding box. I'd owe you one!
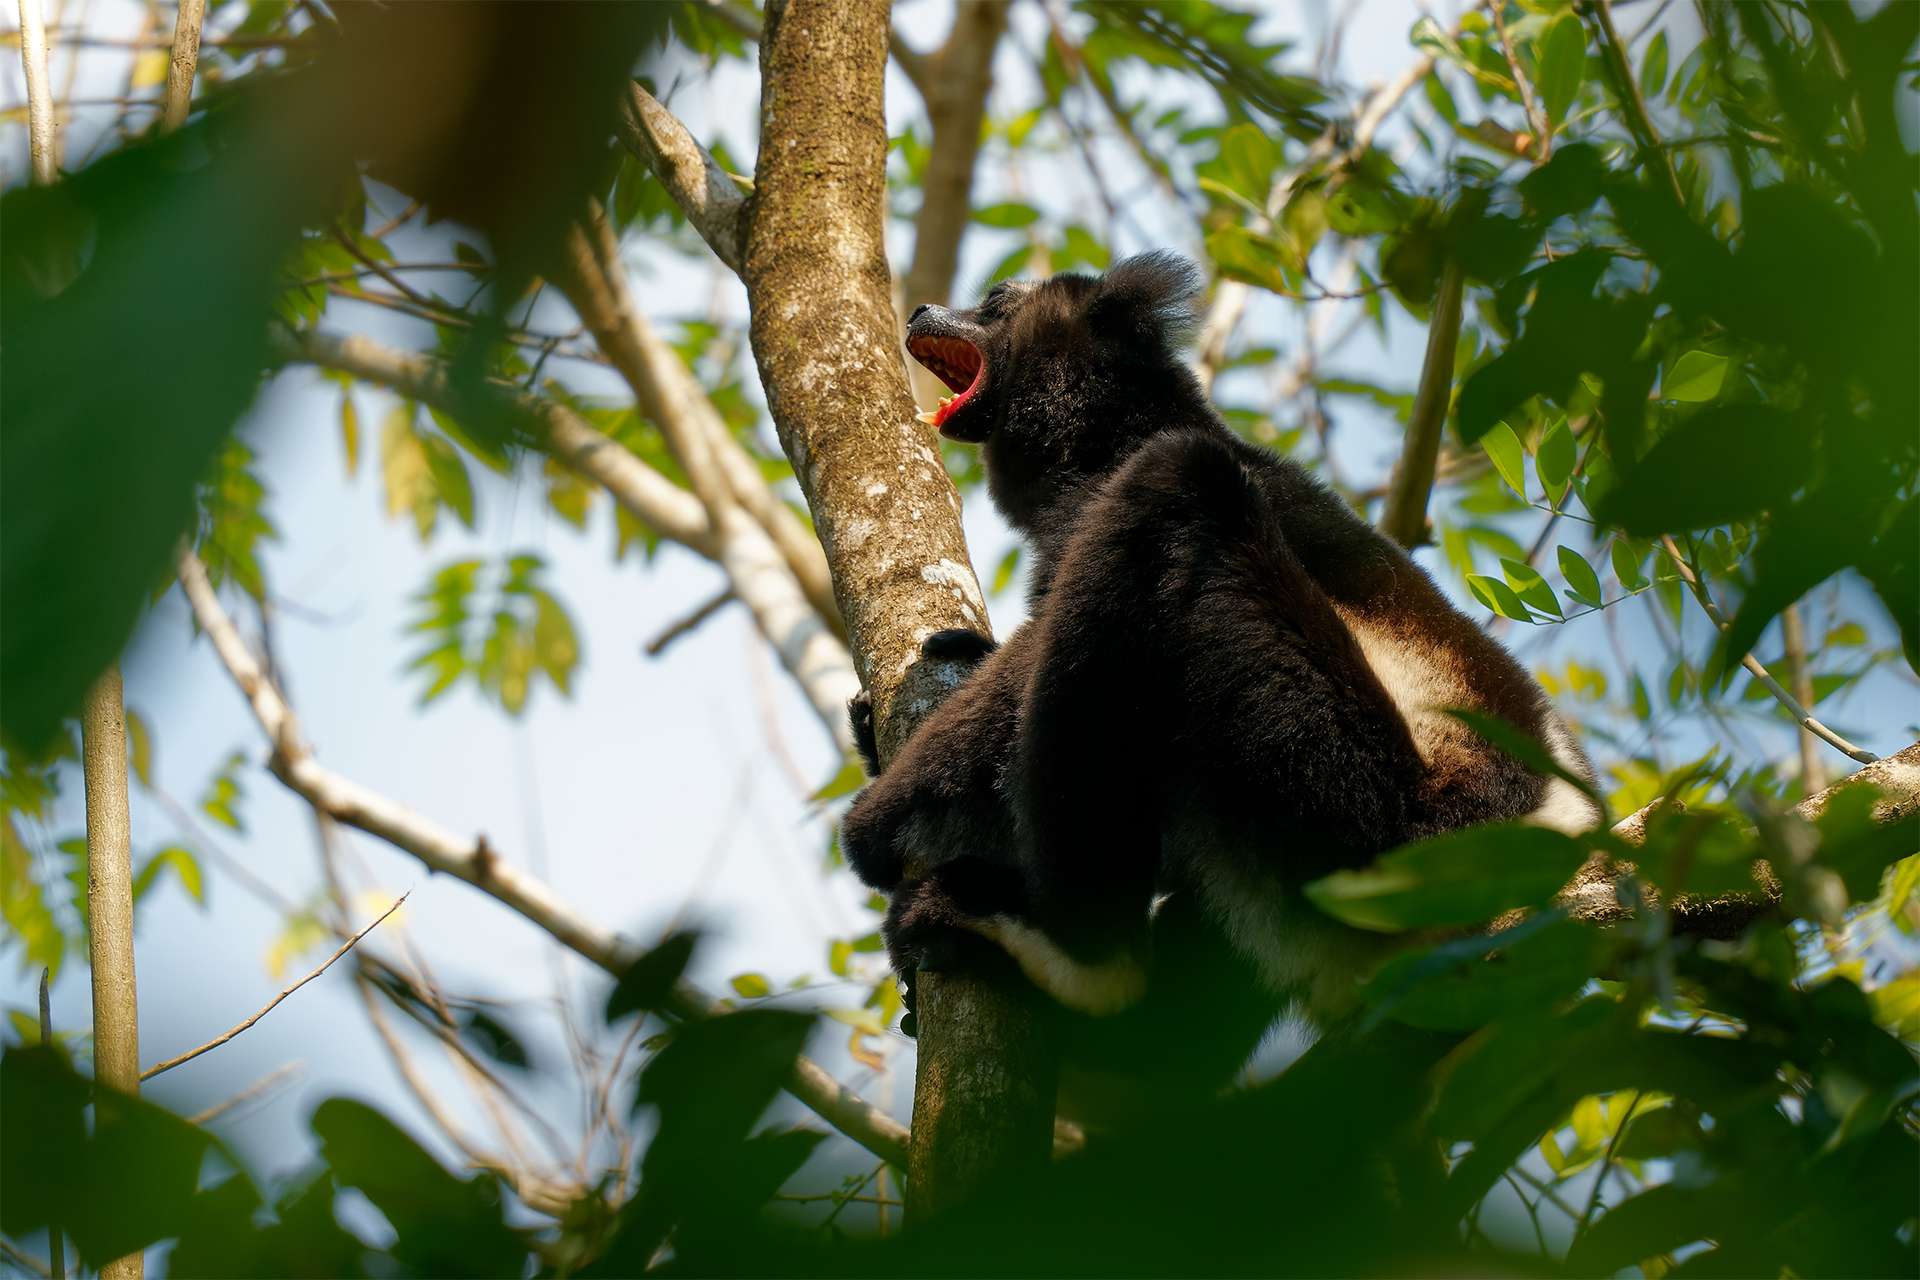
[907,334,985,434]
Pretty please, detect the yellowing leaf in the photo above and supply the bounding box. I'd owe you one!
[730,972,771,998]
[131,49,168,89]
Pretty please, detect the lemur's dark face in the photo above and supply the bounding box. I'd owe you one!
[903,253,1201,450]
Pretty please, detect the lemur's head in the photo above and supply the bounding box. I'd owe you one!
[906,251,1206,530]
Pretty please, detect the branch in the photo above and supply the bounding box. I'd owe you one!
[159,0,205,131]
[140,893,407,1081]
[888,28,932,98]
[1659,536,1876,764]
[1378,262,1463,548]
[643,587,736,657]
[16,0,57,183]
[271,326,717,555]
[175,549,906,1165]
[1559,739,1920,936]
[188,1060,303,1125]
[1779,603,1827,791]
[549,212,858,745]
[1491,0,1550,162]
[617,83,749,274]
[745,0,1038,1218]
[1588,0,1684,205]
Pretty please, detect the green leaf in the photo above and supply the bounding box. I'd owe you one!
[811,755,866,804]
[1535,416,1575,506]
[1304,823,1590,931]
[972,202,1040,229]
[1501,558,1564,619]
[1662,350,1728,403]
[1468,573,1534,623]
[729,972,771,999]
[1640,30,1669,100]
[1611,537,1649,591]
[132,846,205,907]
[1534,13,1587,129]
[1597,406,1813,534]
[1480,422,1527,498]
[606,932,697,1023]
[1558,545,1604,608]
[1363,913,1605,1031]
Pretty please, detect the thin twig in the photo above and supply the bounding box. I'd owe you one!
[1578,1090,1645,1233]
[37,968,63,1280]
[0,1240,52,1279]
[140,892,409,1081]
[1589,0,1684,205]
[1491,0,1551,162]
[1378,262,1464,548]
[175,548,906,1164]
[643,588,736,657]
[1658,536,1875,763]
[1779,603,1827,791]
[188,1060,303,1124]
[16,0,58,183]
[158,0,203,130]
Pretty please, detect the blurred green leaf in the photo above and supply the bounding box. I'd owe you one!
[1533,13,1586,129]
[1558,545,1603,609]
[1663,350,1727,403]
[1480,422,1527,498]
[1306,823,1589,931]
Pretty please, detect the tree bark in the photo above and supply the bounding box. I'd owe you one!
[742,0,1052,1217]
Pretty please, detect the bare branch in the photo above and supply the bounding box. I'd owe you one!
[175,549,906,1165]
[551,213,858,744]
[1659,536,1876,764]
[1378,262,1463,548]
[159,0,205,131]
[37,966,63,1280]
[188,1060,304,1125]
[1779,603,1827,791]
[618,82,749,274]
[141,893,408,1081]
[644,588,736,657]
[889,28,932,97]
[16,0,57,183]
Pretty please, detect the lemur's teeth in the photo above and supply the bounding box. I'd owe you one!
[916,409,940,425]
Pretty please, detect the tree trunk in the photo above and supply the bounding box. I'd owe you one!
[741,0,1053,1218]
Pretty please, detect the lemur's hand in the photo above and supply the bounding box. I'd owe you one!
[921,628,998,667]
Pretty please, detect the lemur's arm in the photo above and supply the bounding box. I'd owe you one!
[839,629,1012,892]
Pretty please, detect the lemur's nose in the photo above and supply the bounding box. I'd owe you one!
[909,304,931,323]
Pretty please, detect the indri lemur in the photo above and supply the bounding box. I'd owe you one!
[842,253,1597,1099]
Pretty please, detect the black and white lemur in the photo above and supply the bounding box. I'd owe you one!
[841,252,1598,1105]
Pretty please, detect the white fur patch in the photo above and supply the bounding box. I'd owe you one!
[1526,714,1604,833]
[972,916,1147,1015]
[1333,608,1467,765]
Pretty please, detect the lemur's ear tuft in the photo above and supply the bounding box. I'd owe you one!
[1089,251,1203,349]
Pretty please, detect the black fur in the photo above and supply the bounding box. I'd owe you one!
[843,252,1597,1100]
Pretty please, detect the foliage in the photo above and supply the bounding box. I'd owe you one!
[1,0,1916,1275]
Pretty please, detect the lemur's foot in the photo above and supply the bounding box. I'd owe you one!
[847,689,880,777]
